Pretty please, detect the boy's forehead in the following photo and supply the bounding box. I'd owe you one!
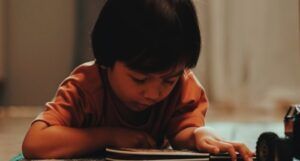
[132,64,185,77]
[115,61,185,76]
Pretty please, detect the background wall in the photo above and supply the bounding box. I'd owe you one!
[198,0,300,111]
[1,0,76,105]
[73,0,105,65]
[0,0,299,111]
[0,0,6,82]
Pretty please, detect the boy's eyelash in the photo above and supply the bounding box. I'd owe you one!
[132,77,147,84]
[163,80,175,84]
[131,76,178,85]
[164,76,180,85]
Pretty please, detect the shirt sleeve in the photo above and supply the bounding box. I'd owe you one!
[166,71,208,138]
[33,78,86,127]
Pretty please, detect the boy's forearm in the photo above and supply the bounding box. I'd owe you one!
[169,127,197,150]
[22,122,112,159]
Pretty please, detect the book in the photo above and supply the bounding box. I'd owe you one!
[105,147,209,161]
[105,148,252,161]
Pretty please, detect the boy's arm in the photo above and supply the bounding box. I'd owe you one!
[169,126,255,161]
[22,121,111,159]
[170,126,223,152]
[22,121,156,159]
[168,72,254,160]
[169,127,197,150]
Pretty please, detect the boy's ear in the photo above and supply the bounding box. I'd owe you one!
[106,61,118,70]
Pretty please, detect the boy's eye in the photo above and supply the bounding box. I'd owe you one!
[131,77,147,84]
[163,79,176,85]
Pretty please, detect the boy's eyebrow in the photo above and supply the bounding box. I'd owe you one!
[131,69,184,79]
[162,70,184,79]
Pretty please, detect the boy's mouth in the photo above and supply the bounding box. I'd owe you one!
[129,102,152,111]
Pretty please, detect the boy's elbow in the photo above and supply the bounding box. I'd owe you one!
[22,131,52,159]
[22,141,34,159]
[22,139,36,159]
[22,121,53,159]
[22,138,45,159]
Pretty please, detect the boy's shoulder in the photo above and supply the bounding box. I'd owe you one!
[65,60,103,91]
[71,60,98,74]
[182,69,202,89]
[183,69,193,79]
[180,69,205,103]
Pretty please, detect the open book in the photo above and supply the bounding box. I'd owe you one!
[105,147,246,161]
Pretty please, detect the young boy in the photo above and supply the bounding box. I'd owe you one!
[22,0,254,160]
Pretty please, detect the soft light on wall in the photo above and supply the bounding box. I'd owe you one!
[0,0,6,81]
[194,0,300,110]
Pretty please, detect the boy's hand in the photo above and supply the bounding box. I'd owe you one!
[108,127,156,149]
[193,127,255,161]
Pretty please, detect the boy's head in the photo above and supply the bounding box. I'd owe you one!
[91,0,201,73]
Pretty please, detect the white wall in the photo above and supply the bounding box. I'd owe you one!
[194,0,300,109]
[2,0,76,105]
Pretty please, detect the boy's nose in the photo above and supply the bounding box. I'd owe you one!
[143,88,161,103]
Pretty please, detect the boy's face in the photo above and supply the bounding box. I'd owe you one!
[107,61,184,112]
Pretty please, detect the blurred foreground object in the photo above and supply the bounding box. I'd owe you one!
[256,104,300,161]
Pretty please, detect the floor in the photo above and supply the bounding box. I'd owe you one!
[0,106,285,161]
[0,107,43,161]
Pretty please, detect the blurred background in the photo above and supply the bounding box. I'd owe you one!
[0,0,299,121]
[0,0,299,111]
[0,0,299,160]
[0,0,300,108]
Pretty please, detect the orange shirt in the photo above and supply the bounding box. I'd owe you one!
[34,61,208,146]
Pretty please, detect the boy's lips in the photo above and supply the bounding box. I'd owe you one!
[128,103,148,111]
[134,102,154,110]
[128,101,157,111]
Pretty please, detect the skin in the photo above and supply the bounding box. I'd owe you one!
[107,61,184,112]
[22,61,254,161]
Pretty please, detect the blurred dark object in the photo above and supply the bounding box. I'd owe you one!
[0,80,4,104]
[256,104,300,161]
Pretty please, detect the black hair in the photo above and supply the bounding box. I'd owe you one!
[91,0,201,73]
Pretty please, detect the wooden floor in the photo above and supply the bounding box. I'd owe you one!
[0,106,285,161]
